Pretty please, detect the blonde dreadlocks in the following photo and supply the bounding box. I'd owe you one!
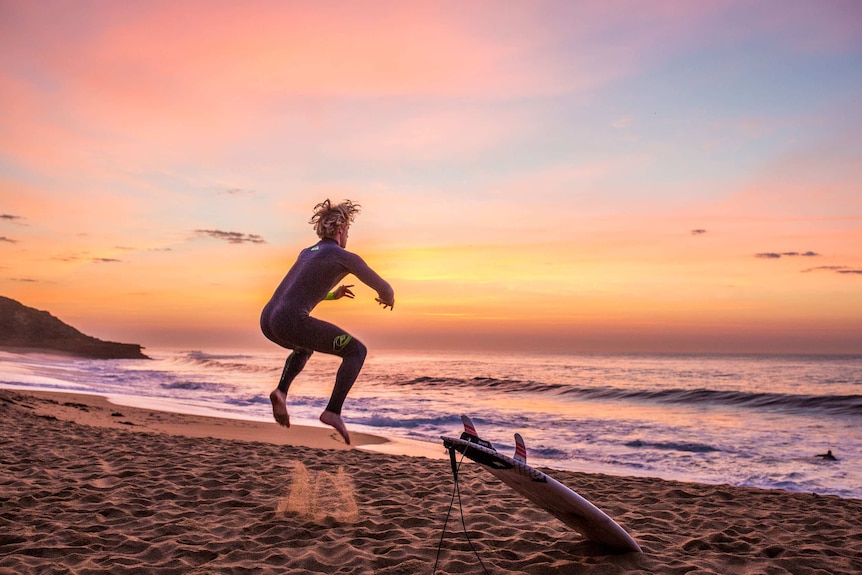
[309,199,361,239]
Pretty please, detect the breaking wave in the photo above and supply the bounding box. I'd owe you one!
[396,376,862,417]
[169,350,276,374]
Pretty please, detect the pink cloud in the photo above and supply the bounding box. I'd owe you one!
[0,1,665,176]
[1,1,723,122]
[4,1,858,188]
[0,2,604,172]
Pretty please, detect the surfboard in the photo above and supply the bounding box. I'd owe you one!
[441,415,641,553]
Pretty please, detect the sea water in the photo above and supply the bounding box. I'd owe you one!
[1,349,859,499]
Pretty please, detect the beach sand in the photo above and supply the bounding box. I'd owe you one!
[1,388,860,574]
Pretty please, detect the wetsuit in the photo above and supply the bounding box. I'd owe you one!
[260,238,393,414]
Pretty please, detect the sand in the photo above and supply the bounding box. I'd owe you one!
[1,388,860,574]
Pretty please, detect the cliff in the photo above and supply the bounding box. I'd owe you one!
[0,296,149,359]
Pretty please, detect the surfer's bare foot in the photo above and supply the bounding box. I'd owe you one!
[320,410,350,445]
[269,389,290,427]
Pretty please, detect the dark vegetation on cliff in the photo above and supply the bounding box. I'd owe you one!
[0,296,149,359]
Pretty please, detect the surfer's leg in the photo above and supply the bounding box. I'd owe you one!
[278,349,312,393]
[325,337,366,413]
[275,316,365,444]
[269,349,312,428]
[320,337,366,445]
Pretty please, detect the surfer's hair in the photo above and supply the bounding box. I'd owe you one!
[310,199,361,238]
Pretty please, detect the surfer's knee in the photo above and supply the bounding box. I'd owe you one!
[294,348,313,361]
[339,337,366,361]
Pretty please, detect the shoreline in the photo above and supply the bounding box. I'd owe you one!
[0,387,447,458]
[2,387,861,574]
[1,384,858,496]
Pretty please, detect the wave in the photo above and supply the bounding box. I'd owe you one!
[523,445,571,460]
[353,413,463,430]
[396,376,862,416]
[159,380,224,392]
[567,386,862,416]
[168,351,275,374]
[185,350,254,361]
[625,439,720,453]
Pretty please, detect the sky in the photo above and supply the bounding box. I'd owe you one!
[1,0,861,355]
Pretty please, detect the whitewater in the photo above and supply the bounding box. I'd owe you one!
[1,348,859,499]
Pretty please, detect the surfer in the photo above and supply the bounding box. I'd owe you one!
[260,199,395,445]
[816,450,837,461]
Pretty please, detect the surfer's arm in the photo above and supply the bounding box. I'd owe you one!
[342,252,395,310]
[325,285,355,300]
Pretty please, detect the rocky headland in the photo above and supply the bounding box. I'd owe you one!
[0,296,149,359]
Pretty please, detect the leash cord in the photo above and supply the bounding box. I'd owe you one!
[433,447,491,574]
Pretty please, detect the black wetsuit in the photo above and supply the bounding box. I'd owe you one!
[260,238,393,414]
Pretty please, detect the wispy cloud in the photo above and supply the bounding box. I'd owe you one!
[1,214,25,223]
[803,265,845,272]
[691,229,707,235]
[611,115,632,129]
[0,236,17,243]
[755,251,820,259]
[194,229,266,244]
[52,253,84,262]
[51,254,123,264]
[220,188,256,196]
[803,265,862,276]
[50,252,124,263]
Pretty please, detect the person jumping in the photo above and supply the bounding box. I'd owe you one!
[260,199,395,445]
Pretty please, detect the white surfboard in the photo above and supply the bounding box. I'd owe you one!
[442,415,641,553]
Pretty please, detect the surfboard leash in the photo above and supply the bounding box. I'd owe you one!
[433,446,492,575]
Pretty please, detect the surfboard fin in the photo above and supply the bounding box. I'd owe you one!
[461,415,478,439]
[460,415,494,450]
[514,433,527,463]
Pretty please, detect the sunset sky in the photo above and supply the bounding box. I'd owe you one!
[2,0,861,354]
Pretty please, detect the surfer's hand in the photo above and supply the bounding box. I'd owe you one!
[376,297,394,310]
[333,285,355,300]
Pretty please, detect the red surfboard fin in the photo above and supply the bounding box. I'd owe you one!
[514,433,527,463]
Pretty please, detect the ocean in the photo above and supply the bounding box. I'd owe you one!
[2,348,860,500]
